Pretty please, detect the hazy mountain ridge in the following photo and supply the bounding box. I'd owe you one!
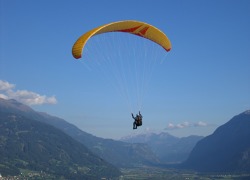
[0,111,121,179]
[183,110,250,173]
[121,132,203,163]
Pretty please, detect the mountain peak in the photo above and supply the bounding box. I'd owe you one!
[243,110,250,115]
[0,98,33,112]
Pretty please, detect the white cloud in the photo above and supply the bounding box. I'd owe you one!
[0,93,8,99]
[167,123,175,129]
[0,80,57,105]
[165,121,208,130]
[0,80,15,91]
[194,121,207,127]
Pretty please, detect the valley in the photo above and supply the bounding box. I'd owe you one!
[1,167,250,180]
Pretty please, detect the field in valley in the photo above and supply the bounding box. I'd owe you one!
[119,167,250,180]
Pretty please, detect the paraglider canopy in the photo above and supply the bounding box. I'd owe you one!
[72,20,171,59]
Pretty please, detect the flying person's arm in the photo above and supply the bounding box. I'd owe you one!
[139,111,142,118]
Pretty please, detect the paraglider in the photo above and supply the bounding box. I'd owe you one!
[132,111,143,129]
[72,20,171,129]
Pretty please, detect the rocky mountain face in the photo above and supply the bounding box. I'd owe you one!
[0,111,121,179]
[182,110,250,173]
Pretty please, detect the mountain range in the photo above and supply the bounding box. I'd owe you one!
[121,132,203,163]
[1,97,250,176]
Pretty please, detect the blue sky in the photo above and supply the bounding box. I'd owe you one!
[1,0,250,139]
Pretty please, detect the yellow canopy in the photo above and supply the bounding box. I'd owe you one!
[72,20,171,59]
